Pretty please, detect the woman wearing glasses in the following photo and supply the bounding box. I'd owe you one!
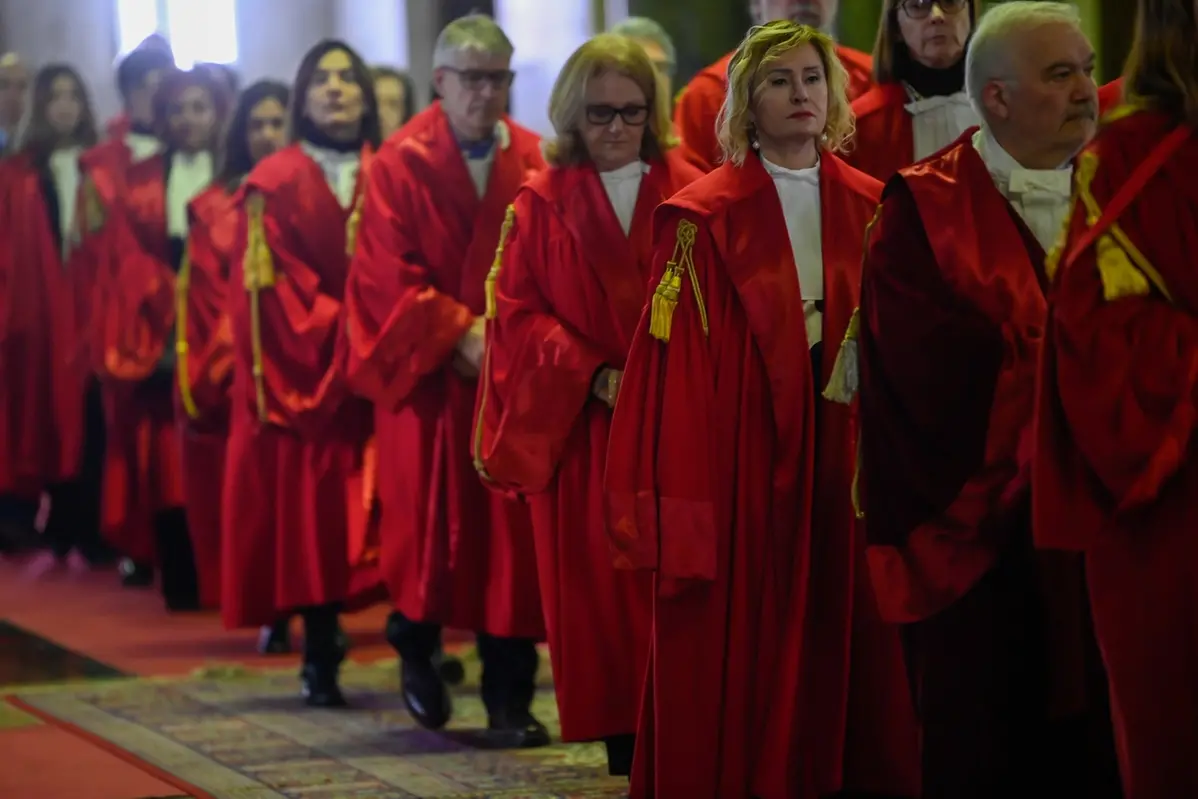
[847,0,979,181]
[604,20,918,799]
[473,33,700,778]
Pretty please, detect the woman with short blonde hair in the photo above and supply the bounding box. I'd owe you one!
[603,19,920,798]
[473,31,701,778]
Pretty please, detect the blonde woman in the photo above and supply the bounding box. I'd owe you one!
[473,33,701,777]
[604,21,917,799]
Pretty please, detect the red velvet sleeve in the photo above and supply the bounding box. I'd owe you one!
[673,75,723,173]
[178,214,234,423]
[342,150,474,410]
[1050,217,1198,513]
[604,207,719,586]
[475,193,606,493]
[237,193,347,436]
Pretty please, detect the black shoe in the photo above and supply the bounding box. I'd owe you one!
[401,658,451,730]
[486,708,550,748]
[77,539,118,567]
[300,662,347,707]
[433,649,466,686]
[118,558,154,587]
[258,621,292,654]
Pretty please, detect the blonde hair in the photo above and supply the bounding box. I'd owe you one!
[544,33,677,167]
[717,21,854,166]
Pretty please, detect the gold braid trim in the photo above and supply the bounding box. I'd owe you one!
[81,176,106,237]
[174,244,199,420]
[1073,150,1172,303]
[243,193,276,423]
[484,205,516,320]
[649,219,707,343]
[345,179,367,257]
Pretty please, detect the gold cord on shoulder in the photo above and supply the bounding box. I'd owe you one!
[244,192,274,423]
[175,245,199,420]
[484,204,516,320]
[649,219,706,343]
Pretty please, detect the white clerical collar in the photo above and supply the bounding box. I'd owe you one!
[599,160,648,181]
[974,128,1072,190]
[760,154,820,184]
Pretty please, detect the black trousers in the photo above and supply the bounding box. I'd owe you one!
[43,380,106,556]
[900,541,1121,799]
[387,611,538,717]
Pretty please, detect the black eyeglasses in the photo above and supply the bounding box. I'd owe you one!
[900,0,968,20]
[442,67,514,91]
[585,104,649,127]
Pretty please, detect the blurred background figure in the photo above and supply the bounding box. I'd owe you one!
[371,65,417,138]
[0,52,29,153]
[609,16,677,99]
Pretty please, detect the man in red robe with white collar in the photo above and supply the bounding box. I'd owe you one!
[342,13,548,746]
[673,0,873,171]
[856,2,1121,796]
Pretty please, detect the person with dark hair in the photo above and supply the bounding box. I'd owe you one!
[174,79,288,616]
[846,0,980,181]
[673,0,873,172]
[1034,0,1198,796]
[0,53,29,154]
[222,40,380,706]
[343,13,548,745]
[371,65,416,138]
[0,65,107,563]
[93,67,227,611]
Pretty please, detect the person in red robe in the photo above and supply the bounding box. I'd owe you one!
[847,0,979,181]
[856,3,1121,796]
[96,67,228,610]
[224,40,381,706]
[0,64,107,562]
[177,80,289,613]
[1098,77,1124,115]
[1033,1,1198,795]
[473,34,701,775]
[342,13,547,744]
[74,46,175,586]
[673,0,873,172]
[605,21,918,799]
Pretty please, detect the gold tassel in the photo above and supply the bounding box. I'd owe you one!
[82,177,106,236]
[649,219,705,343]
[1096,235,1150,300]
[243,193,275,423]
[345,188,365,258]
[484,205,516,320]
[822,307,861,405]
[174,245,200,420]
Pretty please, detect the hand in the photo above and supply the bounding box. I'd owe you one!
[592,367,623,409]
[455,316,486,372]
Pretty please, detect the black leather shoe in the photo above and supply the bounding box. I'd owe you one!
[486,709,550,748]
[118,558,154,587]
[401,658,451,730]
[301,662,347,707]
[258,622,292,655]
[433,649,466,686]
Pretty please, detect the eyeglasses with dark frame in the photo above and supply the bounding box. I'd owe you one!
[441,67,515,91]
[585,104,650,127]
[899,0,969,20]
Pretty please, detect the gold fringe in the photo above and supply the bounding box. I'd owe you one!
[484,205,516,320]
[1096,236,1150,300]
[174,245,199,420]
[243,193,275,423]
[822,307,861,405]
[648,219,705,343]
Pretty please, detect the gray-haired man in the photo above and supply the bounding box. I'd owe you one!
[343,13,549,747]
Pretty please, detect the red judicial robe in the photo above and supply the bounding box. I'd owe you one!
[674,47,873,172]
[177,184,237,608]
[221,144,377,629]
[0,154,90,495]
[604,152,917,799]
[342,103,545,638]
[474,150,701,743]
[94,153,185,566]
[1033,110,1198,799]
[1098,78,1124,116]
[847,83,920,181]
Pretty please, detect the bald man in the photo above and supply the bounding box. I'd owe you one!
[0,53,28,152]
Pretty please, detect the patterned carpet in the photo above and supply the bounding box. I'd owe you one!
[7,656,630,798]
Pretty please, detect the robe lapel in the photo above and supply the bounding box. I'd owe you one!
[126,155,168,258]
[817,155,868,383]
[719,157,814,493]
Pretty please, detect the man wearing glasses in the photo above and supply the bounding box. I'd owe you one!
[343,13,549,747]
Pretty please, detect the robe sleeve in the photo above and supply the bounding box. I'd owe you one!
[237,191,347,436]
[604,207,718,586]
[0,168,13,345]
[1049,203,1198,513]
[96,202,176,382]
[474,196,606,493]
[673,75,723,173]
[343,152,475,410]
[177,215,234,423]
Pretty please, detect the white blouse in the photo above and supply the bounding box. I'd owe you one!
[762,155,823,350]
[301,142,361,209]
[974,129,1073,252]
[599,160,647,235]
[905,90,978,161]
[166,151,214,239]
[48,146,82,250]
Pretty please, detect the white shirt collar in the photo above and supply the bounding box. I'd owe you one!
[973,128,1072,196]
[761,154,820,185]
